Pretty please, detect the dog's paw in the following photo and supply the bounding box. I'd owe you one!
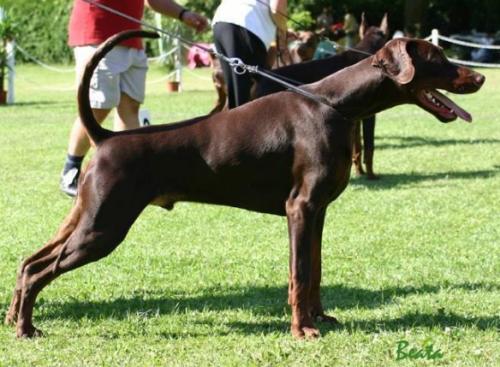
[291,324,321,339]
[16,325,44,338]
[4,312,17,326]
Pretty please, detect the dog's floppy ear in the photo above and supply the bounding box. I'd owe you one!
[359,12,367,39]
[371,39,415,84]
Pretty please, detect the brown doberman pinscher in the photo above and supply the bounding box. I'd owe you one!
[5,30,484,339]
[211,14,388,116]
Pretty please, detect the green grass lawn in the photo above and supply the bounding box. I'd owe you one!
[0,63,499,366]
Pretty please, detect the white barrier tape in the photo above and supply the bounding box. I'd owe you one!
[17,70,182,90]
[438,34,500,50]
[15,44,74,73]
[15,74,75,91]
[448,57,500,68]
[146,70,176,85]
[147,47,178,62]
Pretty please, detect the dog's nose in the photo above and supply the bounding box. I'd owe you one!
[474,73,485,87]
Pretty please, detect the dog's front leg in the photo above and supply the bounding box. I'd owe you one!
[309,208,339,324]
[286,196,320,339]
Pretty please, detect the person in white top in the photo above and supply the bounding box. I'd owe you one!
[212,0,290,108]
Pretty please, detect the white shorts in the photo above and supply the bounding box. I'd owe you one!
[74,45,148,109]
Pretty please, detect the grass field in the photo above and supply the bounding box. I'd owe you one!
[0,63,499,366]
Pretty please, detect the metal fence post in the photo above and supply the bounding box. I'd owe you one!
[174,37,182,92]
[431,29,439,46]
[6,40,15,104]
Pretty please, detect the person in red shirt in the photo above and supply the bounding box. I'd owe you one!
[61,0,208,197]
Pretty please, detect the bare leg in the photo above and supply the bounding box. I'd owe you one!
[114,93,140,131]
[67,109,111,156]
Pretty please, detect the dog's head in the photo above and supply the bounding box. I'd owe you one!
[357,13,389,54]
[372,38,485,122]
[289,31,320,63]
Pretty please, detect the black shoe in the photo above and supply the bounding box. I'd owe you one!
[60,167,80,197]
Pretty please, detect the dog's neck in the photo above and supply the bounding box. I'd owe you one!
[312,57,405,121]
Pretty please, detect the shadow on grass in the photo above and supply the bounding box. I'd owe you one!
[4,100,73,108]
[376,135,500,150]
[3,282,497,336]
[350,168,499,189]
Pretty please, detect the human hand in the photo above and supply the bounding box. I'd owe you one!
[181,11,208,33]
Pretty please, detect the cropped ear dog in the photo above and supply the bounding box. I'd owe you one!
[351,12,390,179]
[210,13,389,116]
[6,31,484,339]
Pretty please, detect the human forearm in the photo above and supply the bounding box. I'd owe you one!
[145,0,184,19]
[269,0,288,32]
[269,0,291,63]
[145,0,208,32]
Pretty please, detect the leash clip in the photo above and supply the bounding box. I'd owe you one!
[227,57,259,75]
[227,57,248,75]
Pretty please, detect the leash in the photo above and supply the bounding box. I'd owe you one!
[81,0,334,109]
[226,57,332,106]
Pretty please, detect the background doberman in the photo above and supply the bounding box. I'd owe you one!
[5,30,484,339]
[213,14,390,179]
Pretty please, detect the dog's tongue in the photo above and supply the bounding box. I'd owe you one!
[431,90,472,122]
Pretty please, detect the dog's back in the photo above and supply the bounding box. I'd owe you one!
[254,25,388,98]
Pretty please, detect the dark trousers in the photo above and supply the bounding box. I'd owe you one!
[213,22,269,109]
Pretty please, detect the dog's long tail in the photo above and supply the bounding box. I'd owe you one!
[78,30,160,145]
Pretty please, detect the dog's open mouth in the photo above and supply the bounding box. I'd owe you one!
[418,89,472,123]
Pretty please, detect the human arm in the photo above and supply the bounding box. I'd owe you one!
[269,0,292,64]
[145,0,208,32]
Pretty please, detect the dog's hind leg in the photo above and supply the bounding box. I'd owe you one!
[5,202,82,326]
[352,120,364,176]
[362,115,378,180]
[15,186,147,338]
[15,217,136,338]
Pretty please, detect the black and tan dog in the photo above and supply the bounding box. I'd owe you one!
[5,30,484,339]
